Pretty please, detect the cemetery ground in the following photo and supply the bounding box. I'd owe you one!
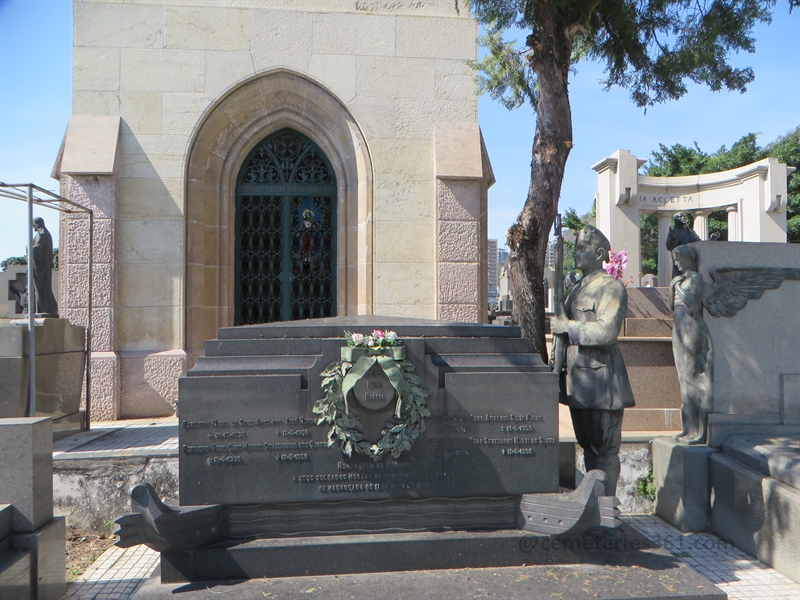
[64,525,113,583]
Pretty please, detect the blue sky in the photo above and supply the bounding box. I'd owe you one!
[1,0,798,260]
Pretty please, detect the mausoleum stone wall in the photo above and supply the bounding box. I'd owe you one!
[58,0,490,418]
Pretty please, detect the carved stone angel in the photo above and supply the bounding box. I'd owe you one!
[670,246,713,444]
[670,244,800,445]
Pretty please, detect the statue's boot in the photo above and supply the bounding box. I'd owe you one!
[115,483,225,552]
[519,470,621,535]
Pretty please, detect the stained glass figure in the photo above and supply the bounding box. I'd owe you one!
[235,129,336,324]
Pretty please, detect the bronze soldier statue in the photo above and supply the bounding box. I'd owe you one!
[550,225,635,496]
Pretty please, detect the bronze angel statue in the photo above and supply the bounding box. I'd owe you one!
[670,244,800,445]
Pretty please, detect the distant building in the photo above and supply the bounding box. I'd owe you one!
[545,241,557,269]
[488,239,498,298]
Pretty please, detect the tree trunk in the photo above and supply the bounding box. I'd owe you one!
[508,7,574,362]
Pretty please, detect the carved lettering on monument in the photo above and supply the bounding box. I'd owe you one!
[353,363,396,411]
[286,417,316,425]
[500,424,536,433]
[502,448,535,456]
[276,453,310,461]
[207,456,243,465]
[436,425,470,434]
[277,429,311,437]
[440,449,470,457]
[208,431,247,439]
[638,194,695,206]
[179,376,559,503]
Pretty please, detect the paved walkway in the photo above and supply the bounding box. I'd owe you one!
[54,417,179,459]
[57,419,800,600]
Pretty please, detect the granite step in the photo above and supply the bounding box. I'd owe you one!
[721,432,800,490]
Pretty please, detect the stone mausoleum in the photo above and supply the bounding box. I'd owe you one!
[52,1,493,421]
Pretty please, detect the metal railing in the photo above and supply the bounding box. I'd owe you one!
[0,183,94,430]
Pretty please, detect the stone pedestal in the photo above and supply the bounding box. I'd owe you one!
[0,549,32,600]
[0,418,66,600]
[0,418,53,533]
[653,437,717,533]
[10,517,66,600]
[0,319,85,437]
[710,434,800,583]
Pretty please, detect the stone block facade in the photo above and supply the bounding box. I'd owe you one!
[54,1,490,418]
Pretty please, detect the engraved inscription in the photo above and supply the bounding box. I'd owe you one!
[638,194,695,206]
[293,469,452,483]
[277,453,310,461]
[207,456,243,465]
[353,362,396,411]
[471,436,555,445]
[439,449,470,458]
[286,417,316,425]
[436,425,470,434]
[468,414,543,422]
[502,448,534,456]
[500,425,535,433]
[294,467,453,493]
[208,431,247,439]
[180,370,560,504]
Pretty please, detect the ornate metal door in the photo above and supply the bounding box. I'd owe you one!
[235,129,336,325]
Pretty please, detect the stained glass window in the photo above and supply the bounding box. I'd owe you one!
[235,130,336,324]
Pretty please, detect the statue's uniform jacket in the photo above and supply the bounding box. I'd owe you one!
[560,269,635,410]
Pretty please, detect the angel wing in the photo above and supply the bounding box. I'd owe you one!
[703,268,800,317]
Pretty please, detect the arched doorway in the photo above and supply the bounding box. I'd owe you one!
[235,129,337,324]
[184,70,374,356]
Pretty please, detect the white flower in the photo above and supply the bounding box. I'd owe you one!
[386,331,398,343]
[351,333,364,345]
[366,336,375,347]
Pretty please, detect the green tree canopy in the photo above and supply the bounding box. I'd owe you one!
[467,0,796,358]
[0,255,27,271]
[0,248,59,272]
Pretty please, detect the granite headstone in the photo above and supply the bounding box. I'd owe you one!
[179,317,559,505]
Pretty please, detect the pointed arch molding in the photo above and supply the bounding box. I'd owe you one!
[184,70,374,353]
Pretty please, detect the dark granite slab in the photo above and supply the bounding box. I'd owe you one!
[180,318,557,506]
[144,524,725,600]
[0,549,33,600]
[223,496,519,538]
[179,370,558,505]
